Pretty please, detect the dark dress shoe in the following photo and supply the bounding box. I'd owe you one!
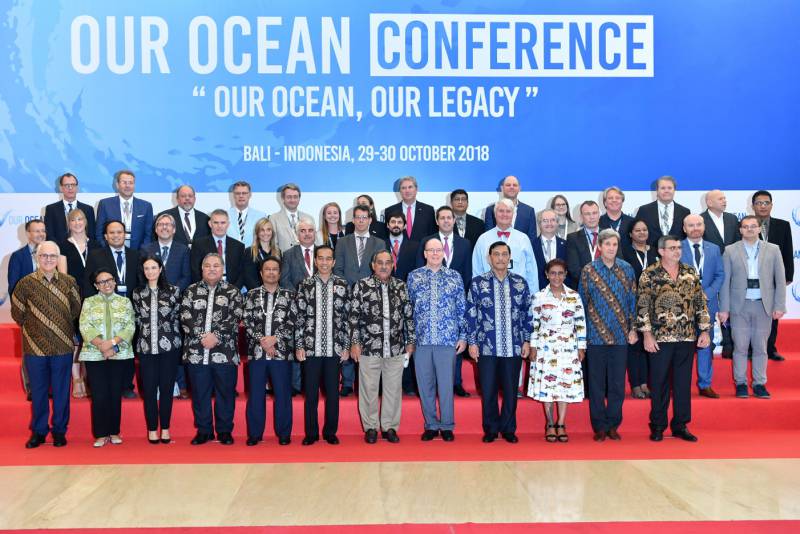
[593,431,607,442]
[25,433,46,449]
[454,385,471,397]
[421,429,439,441]
[672,428,698,442]
[160,438,171,444]
[606,428,621,441]
[122,389,137,399]
[302,436,318,446]
[365,429,378,444]
[218,432,234,445]
[698,387,720,398]
[403,390,418,397]
[502,432,519,443]
[191,432,212,445]
[246,436,260,446]
[650,429,664,442]
[768,353,785,361]
[278,436,291,446]
[179,388,190,399]
[721,350,733,360]
[340,386,353,397]
[324,435,340,445]
[441,430,455,442]
[148,438,160,445]
[382,429,400,443]
[52,433,67,447]
[291,389,301,397]
[482,433,497,443]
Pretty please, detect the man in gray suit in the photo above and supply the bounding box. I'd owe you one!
[334,204,387,395]
[280,218,316,291]
[718,215,786,400]
[270,183,313,252]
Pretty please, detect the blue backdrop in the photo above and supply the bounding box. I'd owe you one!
[0,0,797,193]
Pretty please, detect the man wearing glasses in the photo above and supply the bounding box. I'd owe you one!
[751,190,794,361]
[11,241,82,448]
[44,172,96,242]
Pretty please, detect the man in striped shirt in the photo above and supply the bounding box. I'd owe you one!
[11,241,82,449]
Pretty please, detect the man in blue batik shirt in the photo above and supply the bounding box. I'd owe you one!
[407,238,467,442]
[466,241,533,444]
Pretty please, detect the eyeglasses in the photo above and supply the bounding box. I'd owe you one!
[753,200,772,207]
[156,222,174,228]
[95,278,116,286]
[741,224,760,230]
[61,183,77,189]
[425,248,443,254]
[353,215,370,221]
[662,246,682,251]
[37,254,59,261]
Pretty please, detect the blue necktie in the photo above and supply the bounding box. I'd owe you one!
[116,250,124,282]
[161,246,169,264]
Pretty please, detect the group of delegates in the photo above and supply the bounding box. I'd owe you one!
[8,171,792,449]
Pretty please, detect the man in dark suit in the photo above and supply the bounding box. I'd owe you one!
[158,184,210,247]
[8,219,46,295]
[636,176,691,246]
[345,194,387,239]
[95,169,154,250]
[141,213,191,291]
[566,201,601,290]
[279,218,316,290]
[385,212,418,282]
[753,190,794,361]
[384,176,436,241]
[85,220,142,398]
[416,206,474,398]
[450,189,484,248]
[190,209,245,289]
[532,209,567,290]
[701,189,741,359]
[335,205,388,396]
[483,175,537,245]
[44,172,96,242]
[599,186,635,248]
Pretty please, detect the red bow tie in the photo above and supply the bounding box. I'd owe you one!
[497,231,510,238]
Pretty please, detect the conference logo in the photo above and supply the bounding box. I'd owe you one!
[0,210,11,228]
[792,207,800,227]
[0,212,40,228]
[792,282,800,303]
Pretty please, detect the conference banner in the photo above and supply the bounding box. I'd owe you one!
[1,0,798,315]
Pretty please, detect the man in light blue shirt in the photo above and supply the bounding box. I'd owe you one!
[472,199,539,293]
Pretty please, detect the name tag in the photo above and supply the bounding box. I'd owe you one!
[117,285,127,294]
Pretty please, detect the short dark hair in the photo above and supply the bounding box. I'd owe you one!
[657,235,681,250]
[91,269,115,284]
[315,244,334,259]
[386,211,406,225]
[488,241,511,255]
[259,255,282,272]
[353,204,371,218]
[58,172,77,186]
[628,217,649,238]
[231,180,251,192]
[545,258,568,274]
[436,206,455,219]
[114,169,135,183]
[103,219,125,235]
[579,200,599,212]
[24,219,44,231]
[739,215,759,228]
[450,189,468,201]
[752,190,772,204]
[371,249,392,264]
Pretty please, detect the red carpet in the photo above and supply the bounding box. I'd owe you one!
[10,521,800,533]
[1,321,799,466]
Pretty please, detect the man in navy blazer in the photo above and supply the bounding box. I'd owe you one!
[384,176,437,241]
[190,209,245,289]
[450,189,484,248]
[681,215,725,398]
[141,213,191,291]
[95,169,153,250]
[483,176,537,246]
[416,206,473,397]
[636,176,690,246]
[384,212,418,282]
[8,219,46,295]
[157,185,210,247]
[531,209,567,290]
[43,173,96,242]
[701,190,740,254]
[566,201,601,290]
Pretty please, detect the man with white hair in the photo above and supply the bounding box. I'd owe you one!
[483,175,537,245]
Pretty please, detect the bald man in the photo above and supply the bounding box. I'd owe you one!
[681,215,724,398]
[483,175,537,245]
[700,190,741,254]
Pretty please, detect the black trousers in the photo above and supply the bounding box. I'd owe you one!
[648,341,694,432]
[122,358,136,393]
[767,318,779,356]
[139,350,180,431]
[246,358,293,440]
[303,358,339,439]
[187,363,237,435]
[587,345,627,432]
[627,338,649,388]
[477,355,522,434]
[85,359,126,438]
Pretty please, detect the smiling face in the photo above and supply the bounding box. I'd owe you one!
[387,215,405,237]
[599,235,619,262]
[105,221,126,248]
[324,205,340,226]
[630,221,649,245]
[436,209,455,234]
[94,271,117,296]
[143,258,162,284]
[372,251,393,282]
[604,190,624,214]
[658,238,682,266]
[155,216,175,242]
[546,263,566,290]
[450,192,468,215]
[399,179,417,203]
[656,178,675,204]
[297,221,316,247]
[36,242,60,275]
[423,239,444,269]
[117,173,135,199]
[26,221,46,246]
[209,213,229,238]
[202,255,223,286]
[68,212,86,235]
[260,259,281,286]
[315,247,335,276]
[60,175,78,202]
[282,188,301,211]
[176,186,196,211]
[501,176,520,200]
[683,214,705,241]
[752,194,773,219]
[257,223,273,246]
[494,203,513,229]
[232,185,251,209]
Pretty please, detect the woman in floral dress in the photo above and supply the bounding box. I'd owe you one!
[527,258,587,442]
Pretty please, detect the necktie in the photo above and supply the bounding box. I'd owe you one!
[161,246,169,264]
[392,240,400,270]
[290,213,296,230]
[238,211,245,241]
[760,223,767,241]
[357,236,366,265]
[544,239,552,261]
[304,247,311,271]
[693,243,702,278]
[443,236,450,263]
[115,250,124,281]
[183,211,192,236]
[497,231,510,238]
[406,206,413,238]
[660,205,670,234]
[216,239,223,256]
[31,248,37,269]
[67,202,73,217]
[123,200,131,229]
[592,231,600,259]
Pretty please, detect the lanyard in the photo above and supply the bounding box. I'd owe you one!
[634,248,648,271]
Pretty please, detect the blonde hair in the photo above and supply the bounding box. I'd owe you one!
[319,202,342,246]
[250,217,281,261]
